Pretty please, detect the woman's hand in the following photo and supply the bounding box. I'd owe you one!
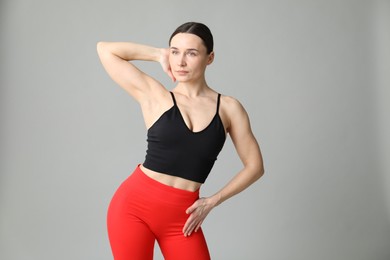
[159,48,176,82]
[183,196,220,237]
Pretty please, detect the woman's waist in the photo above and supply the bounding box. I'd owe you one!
[140,164,202,192]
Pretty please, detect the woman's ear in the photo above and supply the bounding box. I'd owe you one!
[207,51,215,65]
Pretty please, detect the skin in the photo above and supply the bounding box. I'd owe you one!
[97,32,264,237]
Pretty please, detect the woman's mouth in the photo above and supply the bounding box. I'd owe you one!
[176,70,189,75]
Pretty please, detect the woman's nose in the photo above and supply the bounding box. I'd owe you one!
[178,55,186,66]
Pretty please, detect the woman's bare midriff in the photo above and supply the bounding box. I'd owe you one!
[140,164,202,192]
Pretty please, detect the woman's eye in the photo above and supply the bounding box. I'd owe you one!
[187,52,197,57]
[171,50,179,55]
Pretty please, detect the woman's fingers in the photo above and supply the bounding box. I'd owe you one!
[183,207,198,236]
[183,198,211,236]
[159,48,176,82]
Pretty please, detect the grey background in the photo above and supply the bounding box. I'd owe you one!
[1,0,389,259]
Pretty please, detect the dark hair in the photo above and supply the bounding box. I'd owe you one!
[169,22,214,54]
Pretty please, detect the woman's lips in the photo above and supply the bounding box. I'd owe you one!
[176,70,189,75]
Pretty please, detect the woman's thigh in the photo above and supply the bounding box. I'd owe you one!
[158,228,211,260]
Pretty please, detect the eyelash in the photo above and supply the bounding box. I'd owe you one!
[171,50,197,57]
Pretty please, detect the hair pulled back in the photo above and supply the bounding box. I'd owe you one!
[169,22,214,54]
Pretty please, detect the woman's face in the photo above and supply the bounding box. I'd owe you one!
[169,33,214,83]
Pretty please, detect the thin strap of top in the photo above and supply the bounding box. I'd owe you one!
[170,91,177,106]
[216,93,221,114]
[170,91,221,113]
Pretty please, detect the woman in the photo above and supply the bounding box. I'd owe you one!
[97,22,264,260]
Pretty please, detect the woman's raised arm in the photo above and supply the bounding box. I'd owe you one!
[97,42,173,102]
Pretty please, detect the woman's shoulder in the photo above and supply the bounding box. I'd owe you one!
[220,94,245,113]
[218,94,249,131]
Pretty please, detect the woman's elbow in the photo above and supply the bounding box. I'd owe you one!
[254,164,265,181]
[96,41,107,54]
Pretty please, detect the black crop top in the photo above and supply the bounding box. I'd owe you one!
[143,92,226,183]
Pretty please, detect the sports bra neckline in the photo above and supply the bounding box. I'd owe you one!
[170,91,222,134]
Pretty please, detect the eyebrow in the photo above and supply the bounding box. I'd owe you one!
[170,47,200,52]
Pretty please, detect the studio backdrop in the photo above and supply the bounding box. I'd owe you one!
[1,0,389,259]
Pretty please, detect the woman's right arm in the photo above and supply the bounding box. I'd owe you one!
[96,42,173,103]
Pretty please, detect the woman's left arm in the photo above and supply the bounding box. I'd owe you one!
[183,97,264,236]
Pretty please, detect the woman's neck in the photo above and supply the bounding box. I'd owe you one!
[174,79,210,98]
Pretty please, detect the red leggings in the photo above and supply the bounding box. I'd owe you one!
[107,165,211,260]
